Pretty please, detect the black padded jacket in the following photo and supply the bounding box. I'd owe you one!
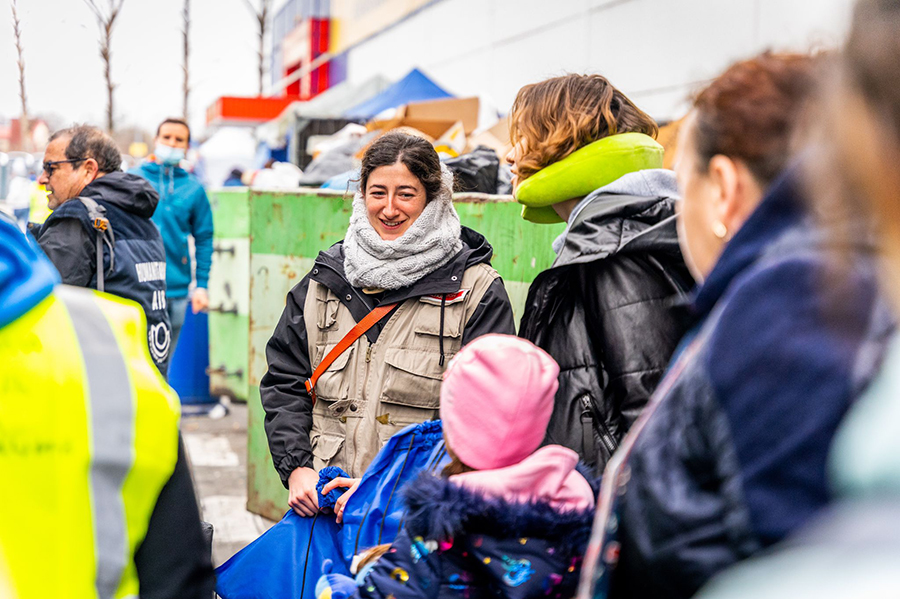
[519,183,693,472]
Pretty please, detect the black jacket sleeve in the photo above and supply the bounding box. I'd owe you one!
[37,217,95,286]
[579,253,691,433]
[259,276,315,486]
[135,435,215,599]
[461,276,516,345]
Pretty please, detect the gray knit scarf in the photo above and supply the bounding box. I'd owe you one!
[343,164,462,290]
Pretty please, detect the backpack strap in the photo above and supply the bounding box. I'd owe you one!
[77,196,116,292]
[305,302,398,406]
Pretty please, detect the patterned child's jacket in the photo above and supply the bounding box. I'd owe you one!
[355,472,596,599]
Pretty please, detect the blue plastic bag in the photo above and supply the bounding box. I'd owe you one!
[215,420,448,599]
[339,420,445,561]
[215,510,346,599]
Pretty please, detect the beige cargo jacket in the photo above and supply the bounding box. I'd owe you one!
[304,262,501,476]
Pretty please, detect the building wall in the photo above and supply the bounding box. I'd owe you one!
[329,0,434,52]
[272,0,332,89]
[343,0,854,122]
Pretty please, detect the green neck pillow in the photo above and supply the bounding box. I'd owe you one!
[515,132,665,224]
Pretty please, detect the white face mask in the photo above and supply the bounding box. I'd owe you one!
[155,143,185,166]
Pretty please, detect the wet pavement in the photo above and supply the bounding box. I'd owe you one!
[182,400,275,566]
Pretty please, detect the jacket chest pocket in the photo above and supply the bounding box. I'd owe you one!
[316,296,341,330]
[312,343,355,402]
[378,347,443,440]
[413,300,464,340]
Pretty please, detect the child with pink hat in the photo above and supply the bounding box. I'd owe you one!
[321,334,596,599]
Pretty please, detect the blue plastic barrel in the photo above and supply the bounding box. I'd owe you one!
[168,305,216,407]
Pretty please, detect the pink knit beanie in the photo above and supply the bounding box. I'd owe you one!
[440,334,560,471]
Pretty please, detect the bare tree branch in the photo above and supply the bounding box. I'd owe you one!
[11,0,29,151]
[242,0,271,96]
[83,0,126,133]
[182,0,190,120]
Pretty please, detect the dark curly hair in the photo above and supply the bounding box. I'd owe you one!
[359,131,443,202]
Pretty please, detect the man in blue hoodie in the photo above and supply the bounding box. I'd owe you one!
[130,117,214,353]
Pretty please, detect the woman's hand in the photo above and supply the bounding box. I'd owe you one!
[288,467,320,516]
[322,477,361,524]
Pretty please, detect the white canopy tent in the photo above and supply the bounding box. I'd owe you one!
[197,127,258,188]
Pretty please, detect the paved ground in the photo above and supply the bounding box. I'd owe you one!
[182,401,276,567]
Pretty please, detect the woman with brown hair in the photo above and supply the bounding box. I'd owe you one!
[508,74,694,472]
[575,52,891,599]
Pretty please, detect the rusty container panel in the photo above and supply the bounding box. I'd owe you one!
[208,188,251,402]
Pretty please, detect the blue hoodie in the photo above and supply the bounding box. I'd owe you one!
[0,216,58,330]
[130,161,213,298]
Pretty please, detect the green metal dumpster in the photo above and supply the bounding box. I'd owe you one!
[207,187,251,402]
[245,188,564,519]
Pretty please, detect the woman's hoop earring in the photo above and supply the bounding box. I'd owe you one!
[712,221,728,240]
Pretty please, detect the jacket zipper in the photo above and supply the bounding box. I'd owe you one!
[597,418,618,455]
[580,394,619,455]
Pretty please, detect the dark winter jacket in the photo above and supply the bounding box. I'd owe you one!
[519,171,693,472]
[587,172,894,599]
[261,227,516,483]
[33,172,172,373]
[355,472,596,599]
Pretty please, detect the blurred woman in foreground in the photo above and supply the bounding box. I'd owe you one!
[577,52,893,599]
[693,1,900,597]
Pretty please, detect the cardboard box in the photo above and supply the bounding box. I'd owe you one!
[657,117,684,169]
[465,115,511,157]
[368,97,479,133]
[366,117,459,140]
[403,97,480,134]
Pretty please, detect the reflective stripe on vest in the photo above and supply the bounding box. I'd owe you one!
[0,287,179,598]
[59,288,134,598]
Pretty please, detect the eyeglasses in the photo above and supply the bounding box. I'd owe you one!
[42,158,85,177]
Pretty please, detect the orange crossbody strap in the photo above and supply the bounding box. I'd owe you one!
[305,302,398,406]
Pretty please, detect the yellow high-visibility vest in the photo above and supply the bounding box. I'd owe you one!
[0,285,181,599]
[27,183,51,226]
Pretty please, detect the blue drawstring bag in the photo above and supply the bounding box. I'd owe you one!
[339,420,445,562]
[215,420,448,599]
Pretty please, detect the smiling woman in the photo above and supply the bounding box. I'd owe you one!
[358,133,440,241]
[343,133,465,290]
[364,162,426,240]
[259,131,517,523]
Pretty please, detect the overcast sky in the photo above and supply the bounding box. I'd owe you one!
[0,0,269,140]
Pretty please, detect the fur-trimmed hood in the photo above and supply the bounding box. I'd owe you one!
[402,471,596,552]
[354,470,598,599]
